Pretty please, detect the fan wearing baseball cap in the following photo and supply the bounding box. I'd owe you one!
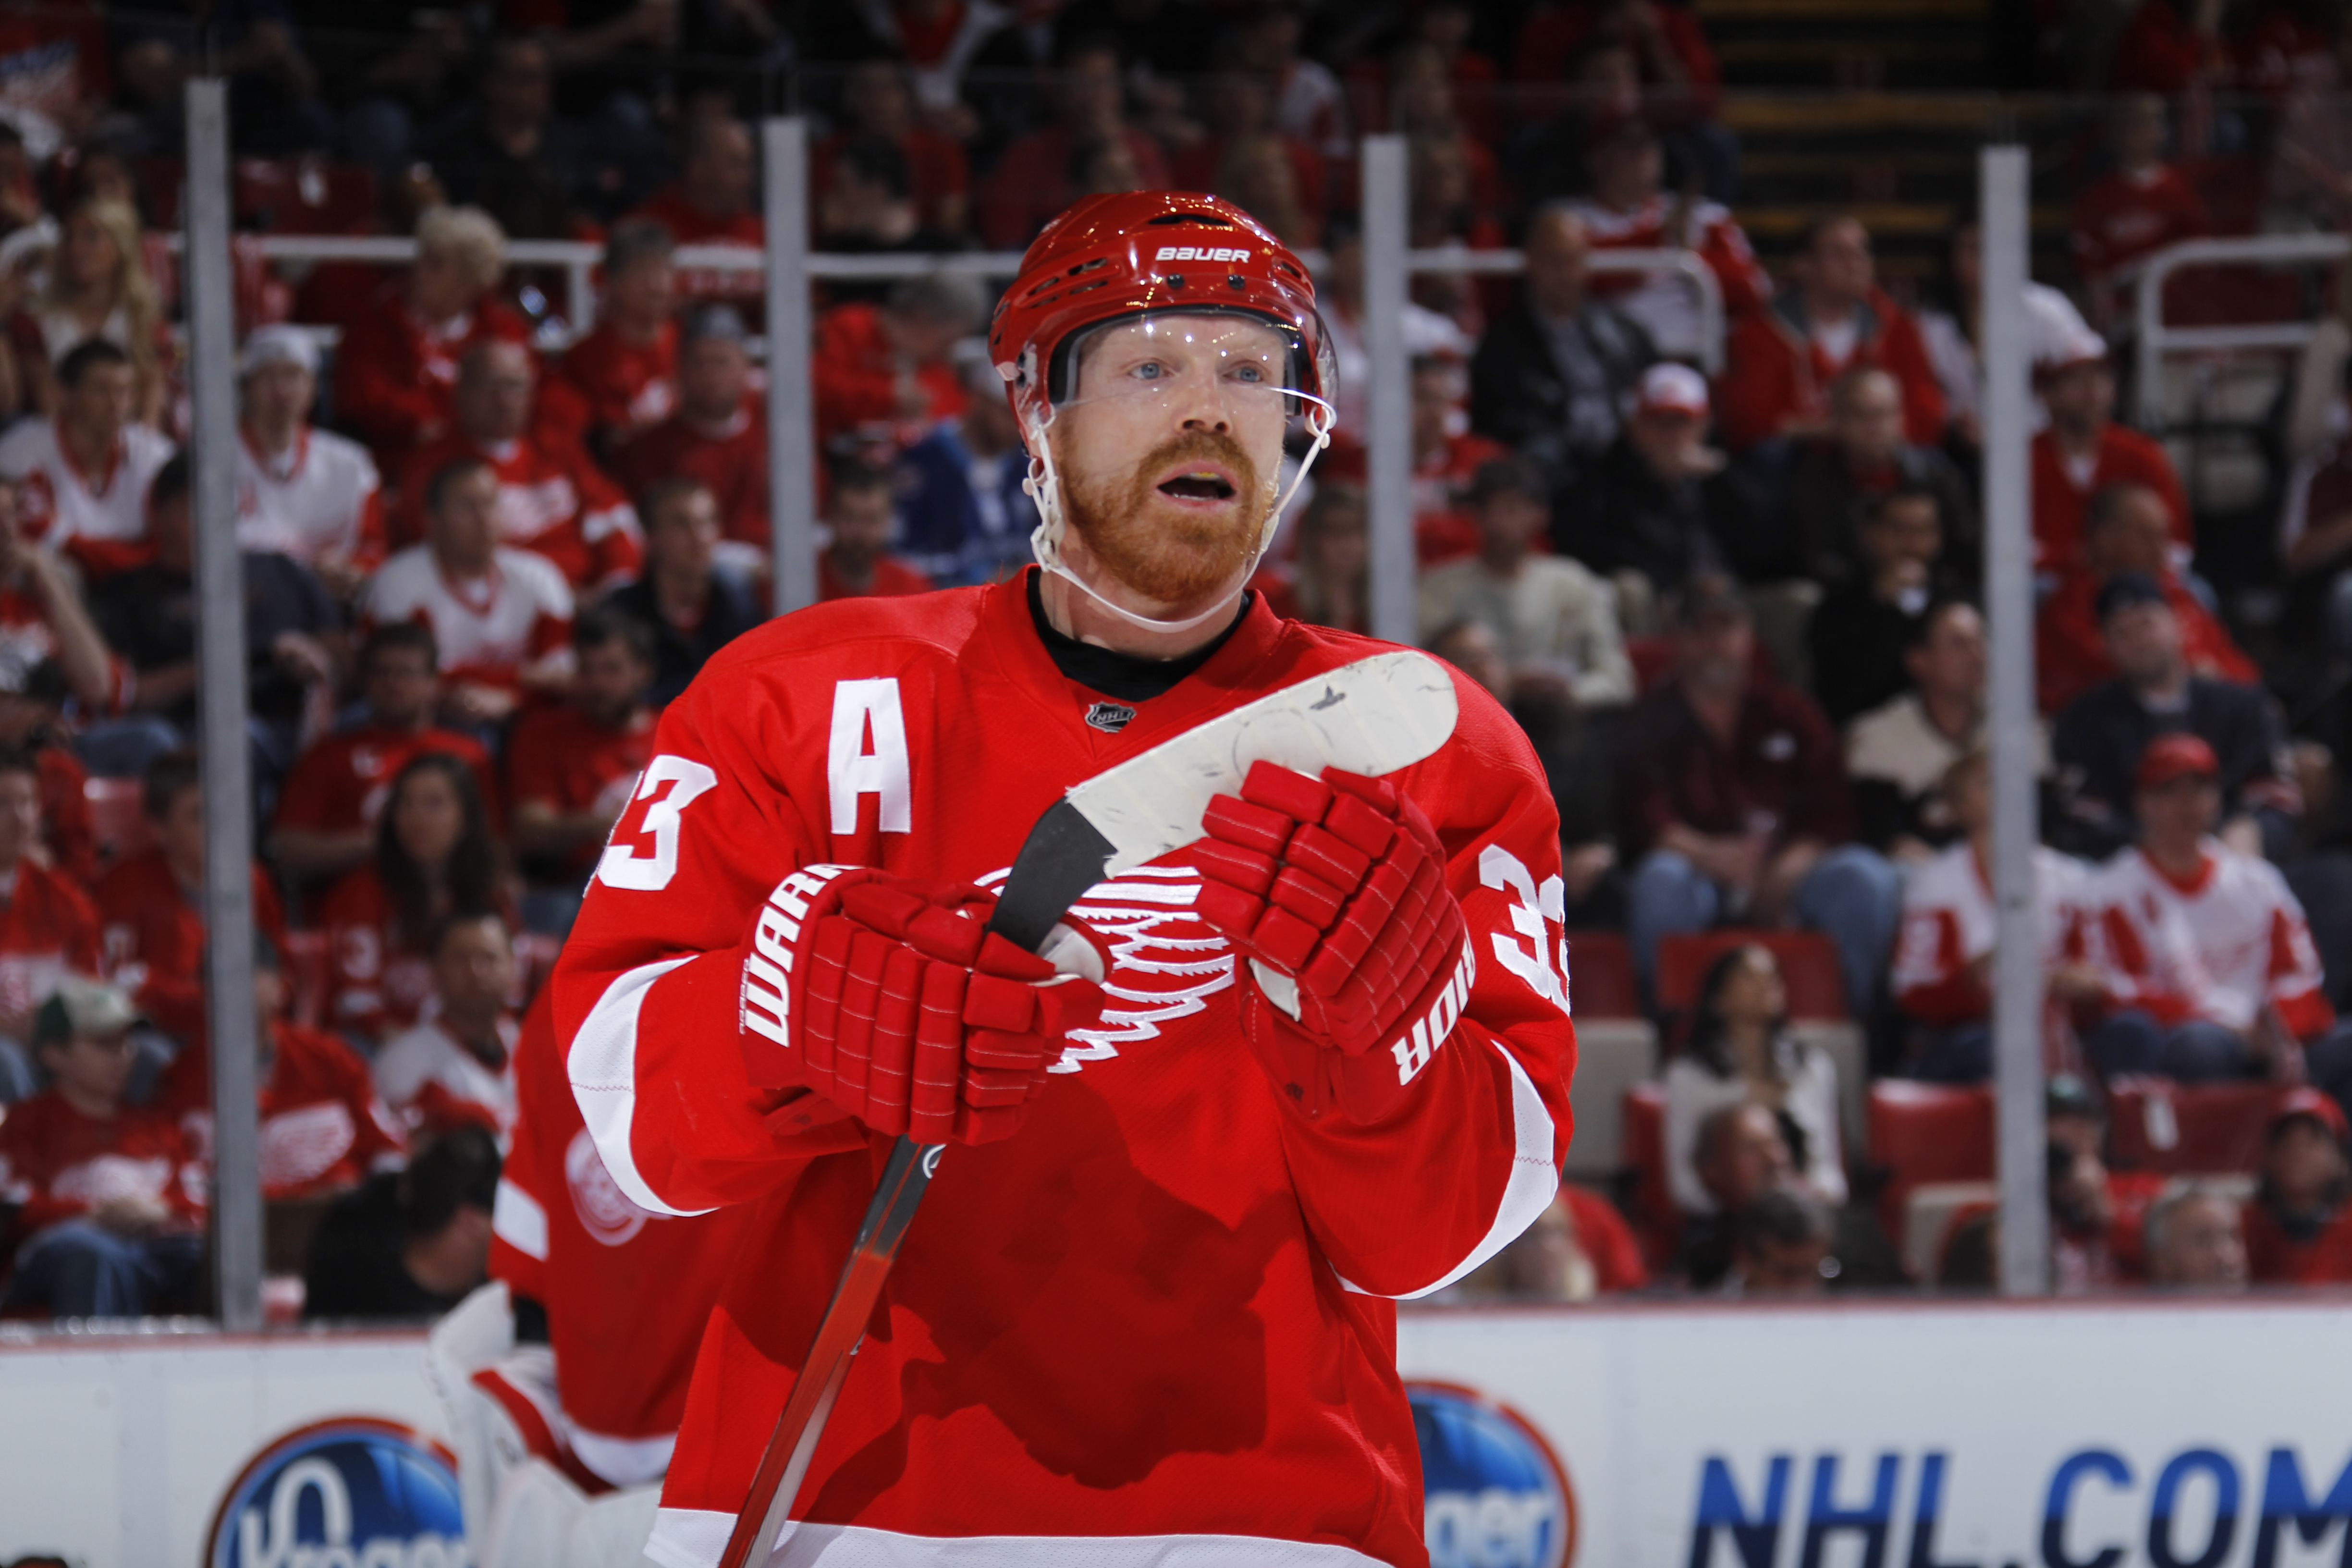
[2079,733,2340,1084]
[234,324,386,597]
[0,975,206,1318]
[1553,361,1755,618]
[2049,568,2301,862]
[2243,1089,2352,1284]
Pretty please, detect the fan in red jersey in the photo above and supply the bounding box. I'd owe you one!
[547,190,1575,1568]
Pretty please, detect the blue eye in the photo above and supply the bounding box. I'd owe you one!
[1131,361,1164,381]
[1233,364,1264,383]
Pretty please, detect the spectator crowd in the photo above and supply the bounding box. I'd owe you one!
[7,0,2352,1319]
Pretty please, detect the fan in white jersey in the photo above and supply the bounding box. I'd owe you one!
[0,338,173,575]
[2083,733,2340,1084]
[234,326,385,597]
[1892,749,2101,1081]
[362,457,576,728]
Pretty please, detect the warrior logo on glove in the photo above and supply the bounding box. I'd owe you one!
[1192,760,1473,1124]
[739,865,1104,1145]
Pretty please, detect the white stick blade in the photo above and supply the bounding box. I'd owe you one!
[1072,650,1460,876]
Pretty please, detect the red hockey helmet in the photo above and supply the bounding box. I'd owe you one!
[989,190,1332,415]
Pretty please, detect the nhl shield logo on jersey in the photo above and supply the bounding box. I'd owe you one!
[205,1417,466,1568]
[1084,700,1137,733]
[1409,1382,1578,1568]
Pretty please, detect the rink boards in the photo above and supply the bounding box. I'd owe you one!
[5,1296,2352,1568]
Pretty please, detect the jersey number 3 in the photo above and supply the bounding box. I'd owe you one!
[597,755,719,892]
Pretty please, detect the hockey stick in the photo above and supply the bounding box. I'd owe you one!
[716,649,1460,1568]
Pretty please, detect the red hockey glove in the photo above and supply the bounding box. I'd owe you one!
[1192,762,1472,1124]
[736,866,1106,1145]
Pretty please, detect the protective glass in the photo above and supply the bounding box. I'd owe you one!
[1039,310,1337,439]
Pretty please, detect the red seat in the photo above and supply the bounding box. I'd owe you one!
[1656,930,1847,1021]
[2106,1077,2283,1174]
[282,930,331,1031]
[1620,1083,1681,1270]
[1867,1081,1995,1247]
[84,777,148,869]
[1565,931,1641,1020]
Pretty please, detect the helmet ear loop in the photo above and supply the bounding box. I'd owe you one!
[1259,395,1338,556]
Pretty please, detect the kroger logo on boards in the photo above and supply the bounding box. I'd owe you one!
[206,1418,468,1568]
[1409,1381,1577,1568]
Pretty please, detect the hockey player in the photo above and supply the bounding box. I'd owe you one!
[551,190,1577,1568]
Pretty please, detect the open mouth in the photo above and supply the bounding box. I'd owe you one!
[1156,468,1237,502]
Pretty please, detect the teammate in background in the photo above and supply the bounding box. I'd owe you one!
[362,458,577,729]
[95,750,287,1043]
[269,623,502,889]
[0,743,100,1102]
[0,977,205,1317]
[508,608,658,911]
[233,325,386,597]
[817,460,931,600]
[472,992,757,1495]
[374,911,522,1142]
[550,191,1573,1568]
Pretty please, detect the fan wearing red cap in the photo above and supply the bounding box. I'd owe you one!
[2079,730,2338,1085]
[2243,1088,2352,1285]
[545,189,1574,1568]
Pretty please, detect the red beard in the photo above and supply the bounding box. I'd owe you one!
[1055,429,1273,607]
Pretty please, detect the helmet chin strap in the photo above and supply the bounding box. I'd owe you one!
[1020,402,1335,638]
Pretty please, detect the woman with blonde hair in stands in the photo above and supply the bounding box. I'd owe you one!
[13,197,166,424]
[332,204,531,470]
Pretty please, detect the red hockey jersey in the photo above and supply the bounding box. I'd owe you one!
[393,431,643,589]
[490,992,755,1485]
[0,854,101,1020]
[506,703,657,877]
[2088,842,2335,1038]
[159,1018,406,1198]
[0,1089,205,1245]
[543,320,679,451]
[2030,423,2192,571]
[609,406,771,550]
[96,849,288,1040]
[272,722,504,842]
[550,575,1576,1568]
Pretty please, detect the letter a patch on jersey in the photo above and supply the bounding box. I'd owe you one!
[828,678,913,834]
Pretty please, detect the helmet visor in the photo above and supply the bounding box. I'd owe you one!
[1040,309,1336,438]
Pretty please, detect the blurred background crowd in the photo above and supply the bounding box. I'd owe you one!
[6,0,2352,1320]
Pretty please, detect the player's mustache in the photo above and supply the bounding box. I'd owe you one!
[1128,430,1263,505]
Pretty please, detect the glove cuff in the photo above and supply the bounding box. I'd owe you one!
[1241,931,1476,1126]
